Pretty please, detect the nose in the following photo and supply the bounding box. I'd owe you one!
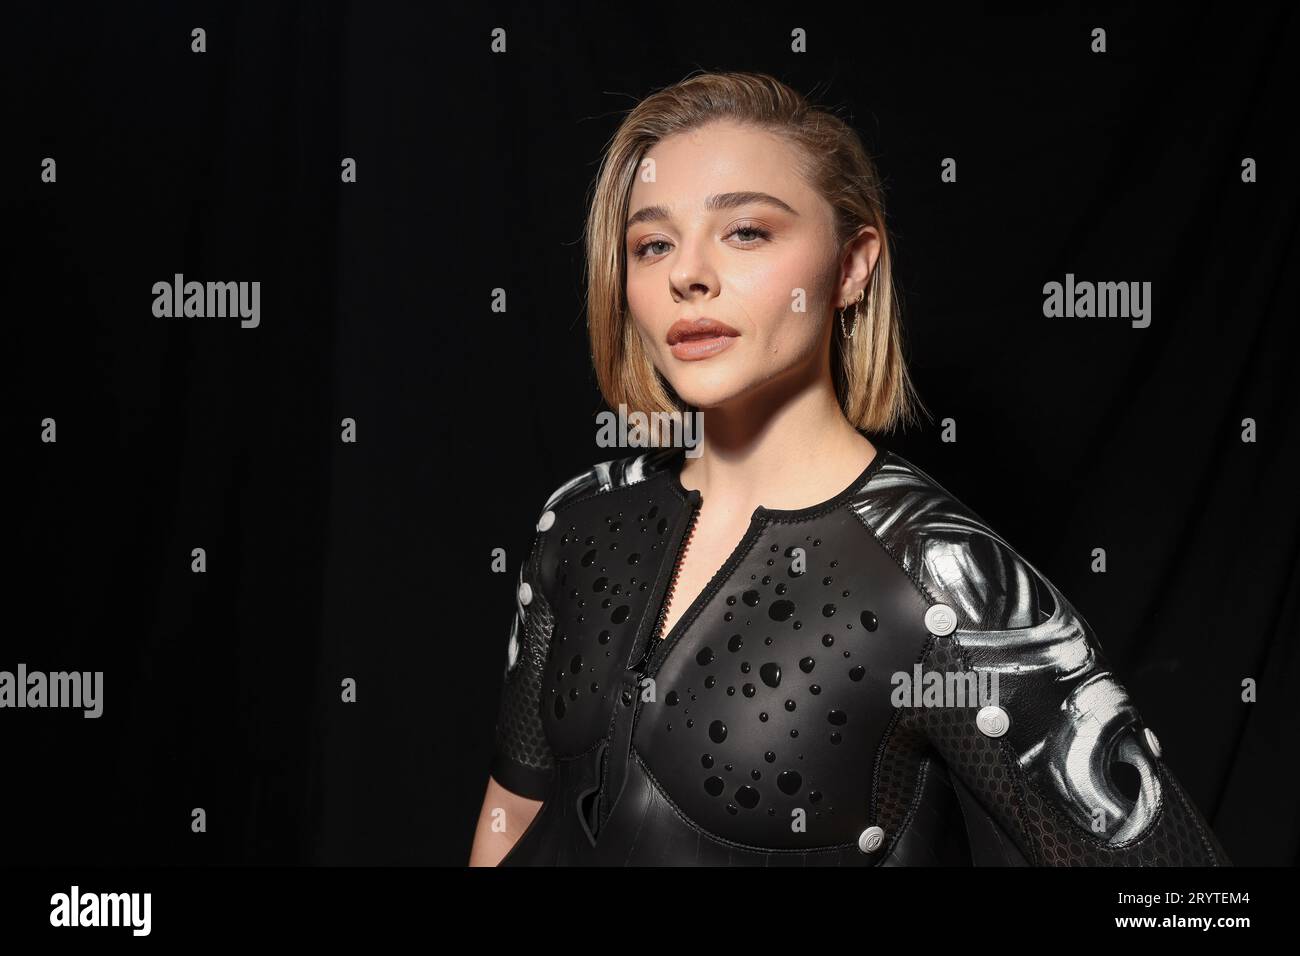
[669,231,718,302]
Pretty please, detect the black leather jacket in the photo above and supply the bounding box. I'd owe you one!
[488,444,1230,866]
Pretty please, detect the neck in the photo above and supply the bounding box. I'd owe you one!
[677,359,877,516]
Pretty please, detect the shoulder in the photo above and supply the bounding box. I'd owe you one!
[526,447,682,592]
[535,447,681,523]
[851,450,1066,635]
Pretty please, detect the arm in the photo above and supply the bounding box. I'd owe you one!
[470,467,599,865]
[909,520,1230,865]
[468,526,556,865]
[468,776,543,867]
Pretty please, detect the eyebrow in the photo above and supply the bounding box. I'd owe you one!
[625,191,799,231]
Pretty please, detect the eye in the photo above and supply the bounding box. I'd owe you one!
[725,222,772,245]
[631,222,773,262]
[631,238,672,260]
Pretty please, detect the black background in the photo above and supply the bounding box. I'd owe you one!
[4,3,1297,866]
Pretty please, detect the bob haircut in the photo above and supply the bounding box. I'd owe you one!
[583,70,925,443]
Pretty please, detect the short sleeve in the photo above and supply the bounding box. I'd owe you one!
[486,464,606,800]
[488,527,557,801]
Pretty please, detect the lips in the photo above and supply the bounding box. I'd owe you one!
[665,316,741,362]
[666,317,740,346]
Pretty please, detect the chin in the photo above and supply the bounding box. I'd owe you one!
[663,376,748,410]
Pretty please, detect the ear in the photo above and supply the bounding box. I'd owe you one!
[837,226,881,308]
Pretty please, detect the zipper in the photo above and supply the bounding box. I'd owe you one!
[593,492,701,837]
[634,493,702,674]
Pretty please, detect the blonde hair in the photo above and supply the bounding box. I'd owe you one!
[583,70,926,441]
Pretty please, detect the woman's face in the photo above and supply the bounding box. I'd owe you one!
[624,120,873,412]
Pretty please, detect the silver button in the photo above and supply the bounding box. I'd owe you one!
[537,510,555,532]
[857,825,885,853]
[975,705,1010,738]
[1144,727,1162,758]
[924,603,957,636]
[518,582,533,606]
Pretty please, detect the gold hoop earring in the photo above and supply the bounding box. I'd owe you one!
[839,288,865,339]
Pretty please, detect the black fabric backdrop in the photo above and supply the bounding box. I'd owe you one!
[4,3,1297,866]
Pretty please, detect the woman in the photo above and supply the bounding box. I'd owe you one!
[469,71,1229,866]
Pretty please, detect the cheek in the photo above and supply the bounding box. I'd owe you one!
[733,254,830,347]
